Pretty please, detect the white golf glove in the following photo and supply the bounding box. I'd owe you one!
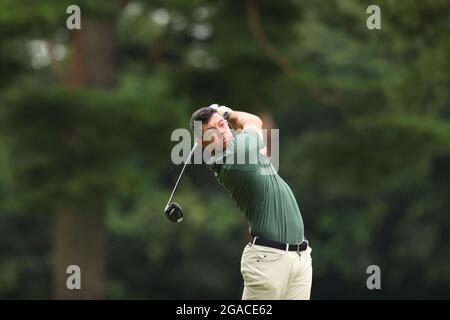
[209,103,233,120]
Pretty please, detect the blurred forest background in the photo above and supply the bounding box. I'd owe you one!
[0,0,449,299]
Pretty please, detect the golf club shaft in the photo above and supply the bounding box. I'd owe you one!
[165,143,198,209]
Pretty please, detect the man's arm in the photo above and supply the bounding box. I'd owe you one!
[216,106,262,135]
[216,106,267,155]
[228,110,263,133]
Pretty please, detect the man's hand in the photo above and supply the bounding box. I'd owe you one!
[209,104,232,119]
[209,103,267,155]
[209,103,261,132]
[210,102,263,136]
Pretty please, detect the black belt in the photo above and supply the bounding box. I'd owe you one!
[252,237,308,252]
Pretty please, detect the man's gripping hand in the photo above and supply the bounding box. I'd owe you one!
[209,104,233,120]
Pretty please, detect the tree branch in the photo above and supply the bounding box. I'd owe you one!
[245,0,298,78]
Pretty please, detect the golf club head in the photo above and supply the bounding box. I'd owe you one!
[164,202,183,223]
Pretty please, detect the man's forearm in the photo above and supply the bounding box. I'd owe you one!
[229,110,261,130]
[219,108,262,131]
[228,110,266,155]
[217,106,266,155]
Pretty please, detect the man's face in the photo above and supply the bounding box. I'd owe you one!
[199,113,233,152]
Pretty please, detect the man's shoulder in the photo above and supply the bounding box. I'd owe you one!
[235,128,260,139]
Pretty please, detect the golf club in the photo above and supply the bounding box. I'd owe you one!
[164,142,198,223]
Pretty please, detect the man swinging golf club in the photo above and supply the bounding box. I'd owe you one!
[190,105,312,300]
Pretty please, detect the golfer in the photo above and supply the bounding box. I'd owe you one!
[190,105,312,300]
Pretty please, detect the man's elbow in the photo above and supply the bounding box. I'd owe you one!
[253,115,263,128]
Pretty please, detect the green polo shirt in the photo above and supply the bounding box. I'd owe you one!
[207,129,304,244]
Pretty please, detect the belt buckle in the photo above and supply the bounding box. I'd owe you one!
[297,240,308,253]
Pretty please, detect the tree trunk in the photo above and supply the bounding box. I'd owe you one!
[52,18,116,299]
[52,207,106,299]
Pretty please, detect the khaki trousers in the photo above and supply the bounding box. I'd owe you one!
[240,242,313,300]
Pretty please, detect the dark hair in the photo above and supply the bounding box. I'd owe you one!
[190,107,218,135]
